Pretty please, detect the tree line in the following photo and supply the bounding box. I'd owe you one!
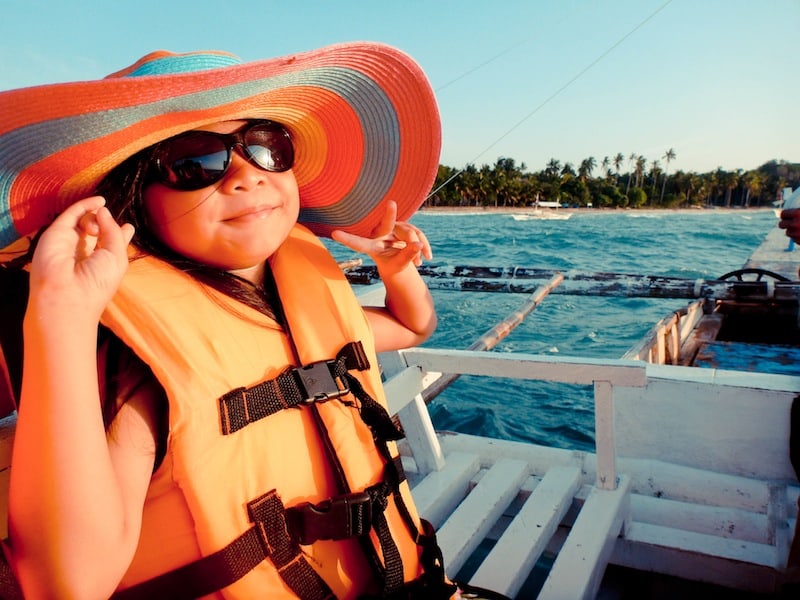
[426,151,800,209]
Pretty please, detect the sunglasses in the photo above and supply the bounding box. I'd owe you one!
[150,120,294,191]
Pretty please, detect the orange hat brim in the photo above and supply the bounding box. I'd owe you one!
[0,43,441,248]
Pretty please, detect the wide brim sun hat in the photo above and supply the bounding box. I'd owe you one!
[0,42,441,250]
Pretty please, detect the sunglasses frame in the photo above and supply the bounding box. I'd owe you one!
[150,119,294,191]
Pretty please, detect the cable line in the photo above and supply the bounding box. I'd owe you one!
[428,0,674,200]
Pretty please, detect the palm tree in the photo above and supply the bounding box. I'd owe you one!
[740,170,763,207]
[716,168,739,208]
[635,155,647,189]
[613,153,624,185]
[578,157,596,182]
[625,153,637,194]
[649,159,661,200]
[660,148,677,203]
[601,156,611,180]
[545,158,561,180]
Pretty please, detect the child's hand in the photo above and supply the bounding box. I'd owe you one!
[29,196,135,320]
[331,201,431,276]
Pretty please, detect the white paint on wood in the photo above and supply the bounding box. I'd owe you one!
[436,458,530,578]
[469,466,582,597]
[593,380,616,490]
[400,348,647,387]
[411,452,480,528]
[539,475,632,600]
[615,378,797,480]
[610,523,780,592]
[396,393,445,475]
[383,364,425,415]
[624,520,778,567]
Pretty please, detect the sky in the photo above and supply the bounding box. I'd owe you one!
[2,0,798,175]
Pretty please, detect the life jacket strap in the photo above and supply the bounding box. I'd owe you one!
[111,490,336,600]
[218,342,371,435]
[286,489,374,546]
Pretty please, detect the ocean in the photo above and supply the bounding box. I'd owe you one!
[329,208,780,453]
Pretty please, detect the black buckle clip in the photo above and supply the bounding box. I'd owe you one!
[286,491,373,545]
[295,361,349,404]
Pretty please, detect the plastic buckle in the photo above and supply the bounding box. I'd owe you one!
[287,491,373,545]
[296,361,349,404]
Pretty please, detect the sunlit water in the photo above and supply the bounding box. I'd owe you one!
[328,209,779,452]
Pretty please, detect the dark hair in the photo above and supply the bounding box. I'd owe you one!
[94,146,284,324]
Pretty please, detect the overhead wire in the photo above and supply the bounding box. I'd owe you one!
[427,0,674,200]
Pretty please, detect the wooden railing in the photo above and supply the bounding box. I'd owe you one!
[382,348,648,490]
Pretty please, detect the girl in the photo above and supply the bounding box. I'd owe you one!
[0,45,455,598]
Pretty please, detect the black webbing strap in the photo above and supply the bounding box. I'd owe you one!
[219,342,370,435]
[248,492,336,600]
[417,518,454,597]
[339,369,405,442]
[112,491,335,600]
[366,481,405,596]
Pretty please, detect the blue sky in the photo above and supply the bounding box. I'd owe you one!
[2,0,797,174]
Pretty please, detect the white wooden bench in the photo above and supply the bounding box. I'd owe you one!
[382,346,800,598]
[0,343,796,598]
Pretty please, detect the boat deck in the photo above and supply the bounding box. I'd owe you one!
[694,225,800,375]
[377,345,800,599]
[745,226,800,282]
[0,224,796,598]
[694,340,800,375]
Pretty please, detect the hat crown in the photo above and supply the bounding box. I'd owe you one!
[105,50,243,79]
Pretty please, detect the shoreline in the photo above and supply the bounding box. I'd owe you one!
[417,205,777,215]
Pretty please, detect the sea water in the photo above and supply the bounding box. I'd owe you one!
[328,209,779,453]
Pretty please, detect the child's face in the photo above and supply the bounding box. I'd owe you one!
[142,120,300,272]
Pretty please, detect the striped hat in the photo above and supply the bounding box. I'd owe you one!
[0,42,441,249]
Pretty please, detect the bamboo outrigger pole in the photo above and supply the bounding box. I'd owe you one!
[421,273,564,404]
[344,264,800,302]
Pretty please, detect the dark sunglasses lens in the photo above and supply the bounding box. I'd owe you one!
[244,125,294,172]
[159,134,230,190]
[155,122,294,190]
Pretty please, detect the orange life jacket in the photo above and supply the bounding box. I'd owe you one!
[101,225,452,599]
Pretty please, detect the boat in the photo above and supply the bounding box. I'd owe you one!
[511,202,573,221]
[0,210,798,598]
[511,210,572,221]
[343,210,800,597]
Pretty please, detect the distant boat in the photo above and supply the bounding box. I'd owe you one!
[511,209,572,221]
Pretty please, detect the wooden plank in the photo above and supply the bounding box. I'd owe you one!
[622,520,778,567]
[436,458,530,578]
[396,393,445,475]
[615,377,798,481]
[411,452,480,528]
[469,466,582,598]
[380,353,446,475]
[539,475,631,600]
[402,348,648,387]
[631,493,772,544]
[383,362,426,415]
[610,522,782,593]
[594,380,617,490]
[678,313,723,366]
